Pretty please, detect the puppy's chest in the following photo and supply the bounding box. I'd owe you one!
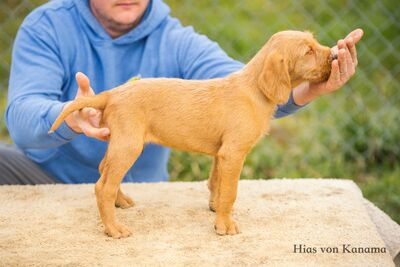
[235,115,272,149]
[253,106,275,138]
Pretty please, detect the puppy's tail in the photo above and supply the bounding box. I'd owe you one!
[48,92,108,134]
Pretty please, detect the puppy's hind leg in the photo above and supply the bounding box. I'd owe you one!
[115,187,135,209]
[95,151,108,202]
[101,153,135,209]
[95,127,144,239]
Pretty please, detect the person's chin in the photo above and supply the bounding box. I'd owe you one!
[113,13,141,26]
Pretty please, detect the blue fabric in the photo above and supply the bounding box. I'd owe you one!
[6,0,304,184]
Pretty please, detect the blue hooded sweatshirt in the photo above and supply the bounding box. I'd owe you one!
[6,0,303,183]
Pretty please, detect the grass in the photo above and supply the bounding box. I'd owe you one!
[0,0,399,223]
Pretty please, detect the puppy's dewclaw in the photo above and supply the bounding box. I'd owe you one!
[48,30,333,238]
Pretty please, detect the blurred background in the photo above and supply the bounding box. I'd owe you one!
[0,0,399,222]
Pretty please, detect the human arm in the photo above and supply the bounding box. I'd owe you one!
[5,24,77,149]
[6,24,108,149]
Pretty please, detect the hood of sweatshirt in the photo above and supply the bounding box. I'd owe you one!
[74,0,170,45]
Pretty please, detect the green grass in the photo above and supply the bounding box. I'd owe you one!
[1,0,399,223]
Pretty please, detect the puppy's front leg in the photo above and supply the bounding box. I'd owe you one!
[207,157,219,212]
[214,148,246,235]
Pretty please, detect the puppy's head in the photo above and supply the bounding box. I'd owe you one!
[258,30,333,104]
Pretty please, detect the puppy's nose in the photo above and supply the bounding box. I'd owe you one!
[331,52,338,61]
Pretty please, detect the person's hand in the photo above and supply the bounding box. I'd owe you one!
[293,29,364,105]
[64,72,110,141]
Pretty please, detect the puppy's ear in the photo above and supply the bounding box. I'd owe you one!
[258,52,291,104]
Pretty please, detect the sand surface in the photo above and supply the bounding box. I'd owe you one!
[0,179,394,266]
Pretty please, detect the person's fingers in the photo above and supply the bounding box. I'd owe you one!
[345,28,364,45]
[78,107,98,120]
[331,45,338,59]
[80,123,110,140]
[70,107,108,140]
[346,37,358,66]
[337,39,345,50]
[83,129,109,141]
[338,48,347,79]
[88,111,103,127]
[74,108,101,130]
[344,45,354,76]
[331,59,341,86]
[93,110,103,121]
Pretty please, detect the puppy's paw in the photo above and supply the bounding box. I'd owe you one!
[214,216,240,236]
[105,223,132,239]
[115,192,135,209]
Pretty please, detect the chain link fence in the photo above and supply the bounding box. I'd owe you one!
[0,0,399,220]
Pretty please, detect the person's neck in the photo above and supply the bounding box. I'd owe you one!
[105,26,134,39]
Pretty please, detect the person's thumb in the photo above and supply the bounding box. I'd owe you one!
[75,72,92,97]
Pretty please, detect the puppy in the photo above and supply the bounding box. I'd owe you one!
[50,30,333,238]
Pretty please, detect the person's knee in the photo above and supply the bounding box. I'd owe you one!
[0,143,23,165]
[0,142,57,185]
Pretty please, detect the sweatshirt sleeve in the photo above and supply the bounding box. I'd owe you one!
[176,26,305,118]
[5,25,79,150]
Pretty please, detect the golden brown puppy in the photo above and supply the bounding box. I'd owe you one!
[50,30,333,238]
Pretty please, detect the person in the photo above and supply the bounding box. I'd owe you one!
[2,0,362,184]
